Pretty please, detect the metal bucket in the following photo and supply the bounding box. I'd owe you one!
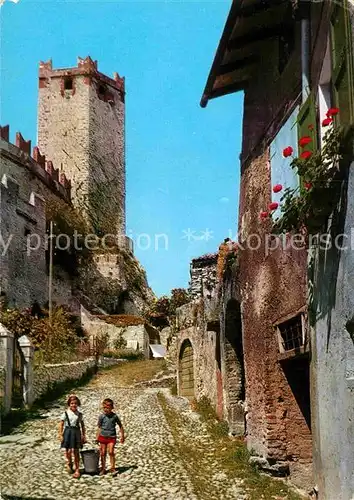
[81,448,99,474]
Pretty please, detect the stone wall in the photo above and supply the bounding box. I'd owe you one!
[310,161,354,500]
[88,65,125,236]
[38,57,125,236]
[0,133,72,309]
[33,358,96,403]
[189,253,217,299]
[237,21,312,490]
[238,147,311,486]
[0,135,71,204]
[0,174,47,308]
[219,265,245,435]
[309,5,354,497]
[77,247,154,316]
[99,357,127,368]
[175,301,220,410]
[81,307,150,358]
[0,118,150,316]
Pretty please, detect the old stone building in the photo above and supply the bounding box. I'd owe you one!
[175,246,245,435]
[176,253,221,408]
[81,307,160,358]
[0,57,153,317]
[38,56,125,236]
[188,253,218,299]
[0,126,72,308]
[201,0,354,497]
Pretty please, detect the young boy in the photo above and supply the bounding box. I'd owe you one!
[96,398,125,474]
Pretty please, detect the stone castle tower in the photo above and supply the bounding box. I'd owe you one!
[37,56,125,237]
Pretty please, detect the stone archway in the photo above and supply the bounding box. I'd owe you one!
[178,339,195,399]
[224,298,245,435]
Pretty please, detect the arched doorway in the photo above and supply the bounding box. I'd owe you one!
[224,298,245,435]
[179,339,194,399]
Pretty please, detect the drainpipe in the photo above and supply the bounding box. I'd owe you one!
[301,15,310,103]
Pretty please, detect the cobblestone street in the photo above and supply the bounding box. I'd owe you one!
[0,365,301,500]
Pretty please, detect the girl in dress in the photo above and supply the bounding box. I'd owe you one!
[58,395,86,478]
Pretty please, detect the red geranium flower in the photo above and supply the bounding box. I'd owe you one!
[272,184,283,193]
[322,117,332,127]
[304,182,312,190]
[299,136,312,147]
[300,151,312,159]
[260,211,268,219]
[282,146,293,158]
[268,202,278,211]
[326,107,339,117]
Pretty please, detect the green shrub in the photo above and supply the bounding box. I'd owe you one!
[192,395,229,438]
[103,349,144,361]
[0,306,88,364]
[0,308,33,337]
[169,288,190,315]
[113,331,127,350]
[214,420,229,437]
[234,444,250,462]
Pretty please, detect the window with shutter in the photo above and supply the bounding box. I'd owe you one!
[318,38,333,147]
[270,107,299,219]
[330,0,354,125]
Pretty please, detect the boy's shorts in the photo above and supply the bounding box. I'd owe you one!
[98,435,117,445]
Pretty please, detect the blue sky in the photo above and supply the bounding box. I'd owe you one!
[0,0,243,297]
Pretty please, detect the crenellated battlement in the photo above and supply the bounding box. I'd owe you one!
[1,173,46,218]
[38,56,125,95]
[0,124,71,201]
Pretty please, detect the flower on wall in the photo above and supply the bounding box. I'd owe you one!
[273,184,283,193]
[270,109,354,236]
[299,136,312,147]
[326,108,339,117]
[300,151,312,159]
[322,117,332,126]
[282,146,293,158]
[268,202,279,211]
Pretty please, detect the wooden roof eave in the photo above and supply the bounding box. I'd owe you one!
[200,0,296,107]
[200,0,246,108]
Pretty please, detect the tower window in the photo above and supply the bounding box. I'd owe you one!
[97,84,109,101]
[64,77,73,90]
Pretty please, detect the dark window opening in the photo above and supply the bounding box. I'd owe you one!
[64,77,73,90]
[225,299,245,401]
[282,357,311,430]
[98,85,106,97]
[24,228,31,237]
[279,315,303,351]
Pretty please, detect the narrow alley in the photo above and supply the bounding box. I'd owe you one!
[0,363,303,500]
